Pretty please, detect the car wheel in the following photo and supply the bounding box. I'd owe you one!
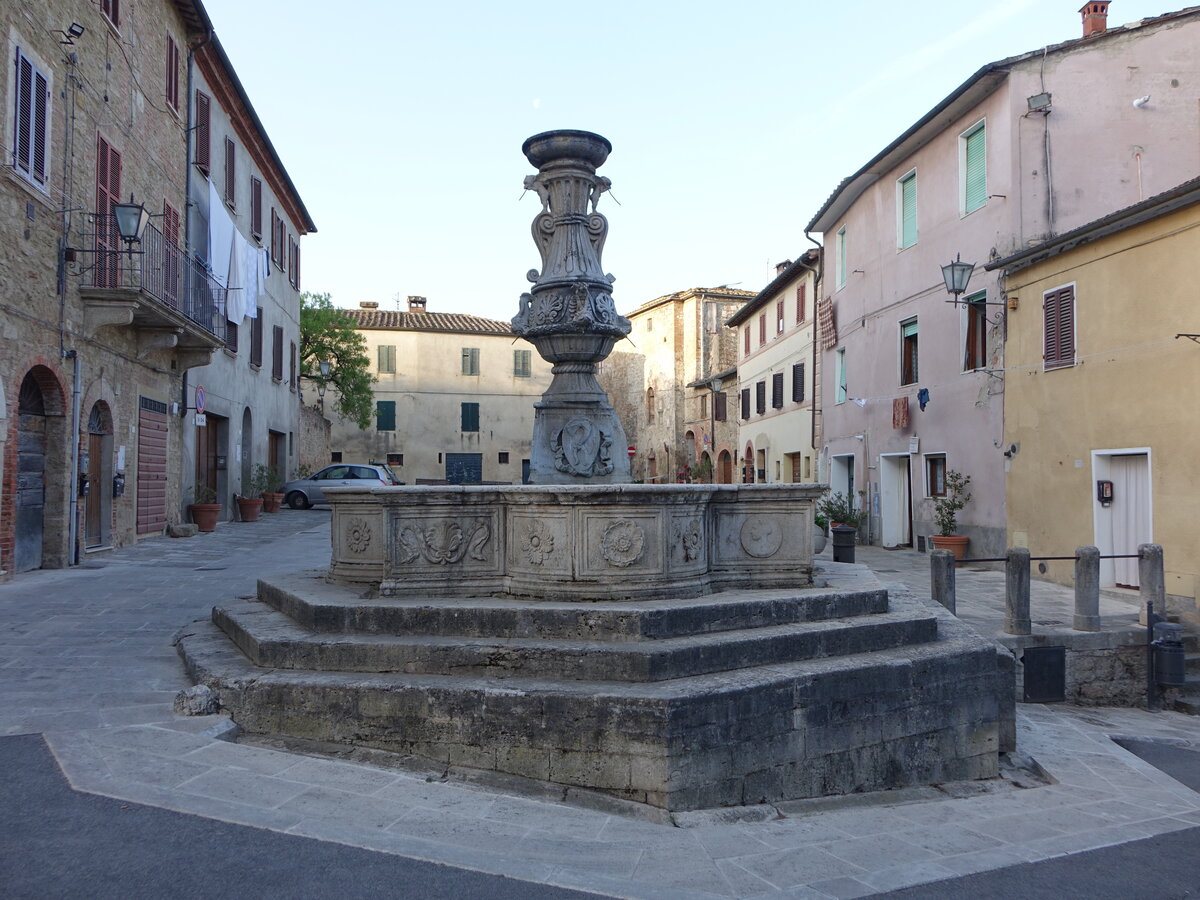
[286,491,311,510]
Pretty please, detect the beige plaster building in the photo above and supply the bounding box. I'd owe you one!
[0,0,309,576]
[601,287,754,483]
[727,252,820,485]
[989,176,1200,615]
[328,298,550,484]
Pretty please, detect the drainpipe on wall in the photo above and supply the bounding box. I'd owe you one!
[67,351,82,565]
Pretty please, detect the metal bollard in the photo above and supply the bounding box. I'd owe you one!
[930,549,956,614]
[1073,546,1101,632]
[1005,547,1032,636]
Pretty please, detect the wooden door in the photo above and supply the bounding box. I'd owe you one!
[136,397,168,534]
[15,375,47,573]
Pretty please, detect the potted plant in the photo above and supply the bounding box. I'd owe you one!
[188,484,221,533]
[258,465,285,513]
[817,492,862,532]
[929,470,972,564]
[236,465,270,522]
[692,456,714,484]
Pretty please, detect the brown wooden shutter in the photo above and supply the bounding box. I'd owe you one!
[1044,286,1075,370]
[165,36,179,110]
[792,362,805,402]
[224,138,235,207]
[714,391,727,422]
[272,325,284,380]
[744,327,750,355]
[771,372,784,408]
[95,135,121,287]
[250,177,262,238]
[289,341,297,390]
[740,388,750,421]
[796,284,806,323]
[195,91,210,173]
[755,381,766,415]
[162,200,181,306]
[250,308,263,367]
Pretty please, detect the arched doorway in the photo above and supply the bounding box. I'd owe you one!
[718,449,732,484]
[15,367,65,572]
[85,402,114,549]
[742,443,755,484]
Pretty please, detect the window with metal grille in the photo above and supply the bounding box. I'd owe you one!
[250,177,262,239]
[194,91,210,174]
[461,347,479,375]
[376,401,396,431]
[755,381,766,415]
[330,451,342,462]
[900,319,918,385]
[224,138,236,208]
[386,453,403,466]
[771,372,784,408]
[165,36,179,111]
[740,388,750,421]
[1043,285,1075,371]
[498,451,510,464]
[792,362,805,403]
[513,349,531,377]
[272,325,283,380]
[250,308,263,367]
[461,402,480,432]
[898,170,917,248]
[378,345,396,373]
[964,292,987,371]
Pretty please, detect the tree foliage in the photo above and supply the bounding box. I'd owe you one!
[299,292,375,430]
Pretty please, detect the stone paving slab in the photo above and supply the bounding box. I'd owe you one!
[3,512,1200,898]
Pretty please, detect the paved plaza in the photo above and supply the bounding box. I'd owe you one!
[2,513,1199,898]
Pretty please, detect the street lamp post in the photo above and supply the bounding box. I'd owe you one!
[708,375,722,483]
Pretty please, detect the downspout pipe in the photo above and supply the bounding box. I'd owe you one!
[68,351,81,564]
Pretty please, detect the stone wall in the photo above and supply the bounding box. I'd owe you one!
[297,404,330,476]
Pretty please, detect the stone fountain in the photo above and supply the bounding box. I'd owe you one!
[178,131,1011,813]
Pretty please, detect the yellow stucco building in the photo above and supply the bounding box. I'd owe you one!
[990,177,1200,618]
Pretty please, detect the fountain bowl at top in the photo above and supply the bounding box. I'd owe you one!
[522,129,612,168]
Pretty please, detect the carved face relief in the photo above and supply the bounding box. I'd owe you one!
[739,517,784,559]
[600,520,645,568]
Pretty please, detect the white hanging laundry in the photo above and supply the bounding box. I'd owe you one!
[207,180,236,290]
[225,235,245,323]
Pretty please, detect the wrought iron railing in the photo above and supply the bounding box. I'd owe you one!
[86,215,226,341]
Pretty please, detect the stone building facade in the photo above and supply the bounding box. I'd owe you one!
[728,252,820,485]
[601,287,754,483]
[326,298,551,484]
[0,0,310,577]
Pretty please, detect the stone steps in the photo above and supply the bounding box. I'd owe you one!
[212,600,939,682]
[256,571,890,641]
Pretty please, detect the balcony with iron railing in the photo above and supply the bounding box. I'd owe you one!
[77,215,226,367]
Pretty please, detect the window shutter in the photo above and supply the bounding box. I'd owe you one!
[965,125,987,213]
[224,138,235,207]
[289,342,297,390]
[378,345,396,373]
[461,402,480,432]
[792,363,805,403]
[272,325,283,380]
[740,388,750,421]
[796,284,806,323]
[771,372,783,408]
[165,36,179,110]
[250,309,263,367]
[755,381,766,415]
[744,327,750,355]
[714,391,727,422]
[376,401,396,431]
[95,135,121,287]
[250,178,262,238]
[1044,286,1075,370]
[900,173,917,247]
[758,314,766,345]
[226,321,239,352]
[195,91,210,174]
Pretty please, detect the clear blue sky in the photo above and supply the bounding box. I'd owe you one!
[203,0,1173,319]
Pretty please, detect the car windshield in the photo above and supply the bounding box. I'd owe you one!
[379,465,400,484]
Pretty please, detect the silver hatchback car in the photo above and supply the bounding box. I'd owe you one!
[281,463,400,509]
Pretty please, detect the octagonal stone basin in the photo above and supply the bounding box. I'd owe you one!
[324,483,823,601]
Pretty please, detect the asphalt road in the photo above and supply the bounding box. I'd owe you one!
[0,734,611,900]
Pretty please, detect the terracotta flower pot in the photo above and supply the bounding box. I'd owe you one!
[189,503,222,533]
[930,534,969,566]
[236,497,264,522]
[262,492,284,514]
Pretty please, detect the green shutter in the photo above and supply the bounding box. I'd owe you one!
[836,228,847,287]
[964,125,987,213]
[461,402,479,432]
[900,174,917,248]
[376,401,395,431]
[378,345,395,373]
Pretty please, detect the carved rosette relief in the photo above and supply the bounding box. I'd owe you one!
[346,518,373,554]
[600,520,645,568]
[519,518,555,566]
[551,418,614,478]
[739,517,784,559]
[676,518,702,562]
[397,519,492,566]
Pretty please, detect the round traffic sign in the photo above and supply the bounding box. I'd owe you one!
[195,385,206,413]
[627,446,636,458]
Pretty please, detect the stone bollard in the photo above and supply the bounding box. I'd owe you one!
[1138,543,1166,626]
[1073,546,1101,632]
[1005,547,1032,636]
[930,549,957,614]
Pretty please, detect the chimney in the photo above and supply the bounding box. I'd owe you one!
[1080,1,1110,38]
[359,301,379,309]
[407,295,427,313]
[775,260,792,275]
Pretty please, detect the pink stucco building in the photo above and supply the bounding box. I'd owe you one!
[806,3,1200,555]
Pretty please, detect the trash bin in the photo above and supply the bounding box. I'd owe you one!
[1152,622,1186,687]
[831,524,856,564]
